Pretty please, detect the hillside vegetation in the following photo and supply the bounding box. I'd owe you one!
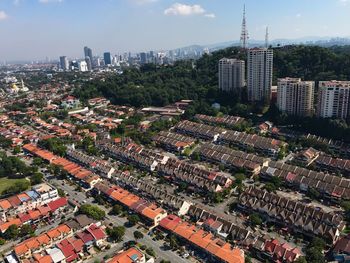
[76,45,350,108]
[74,45,350,141]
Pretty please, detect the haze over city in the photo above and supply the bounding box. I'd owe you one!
[1,0,350,61]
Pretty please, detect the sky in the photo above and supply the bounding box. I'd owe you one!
[0,0,350,61]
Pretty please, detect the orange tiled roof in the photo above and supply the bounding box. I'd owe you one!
[141,205,166,220]
[188,229,213,249]
[109,188,129,201]
[0,218,21,232]
[17,193,30,202]
[174,222,197,240]
[36,255,52,263]
[213,243,245,263]
[29,210,41,220]
[24,238,40,251]
[119,194,140,208]
[56,224,70,235]
[0,199,12,210]
[36,233,50,245]
[14,243,29,256]
[107,247,144,263]
[47,229,60,239]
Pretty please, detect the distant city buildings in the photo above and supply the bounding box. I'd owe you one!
[277,78,315,117]
[218,58,245,92]
[247,48,273,102]
[140,52,147,65]
[104,52,112,66]
[78,61,88,72]
[84,46,93,65]
[59,56,69,71]
[85,56,92,71]
[317,80,350,119]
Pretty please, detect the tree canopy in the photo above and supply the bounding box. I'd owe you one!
[79,204,106,220]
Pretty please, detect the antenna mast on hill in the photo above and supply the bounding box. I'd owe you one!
[265,26,269,48]
[240,5,249,49]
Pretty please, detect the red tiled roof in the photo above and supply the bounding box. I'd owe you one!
[47,197,67,212]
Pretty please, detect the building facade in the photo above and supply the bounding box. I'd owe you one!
[104,52,112,66]
[277,78,315,117]
[140,52,147,65]
[317,81,350,119]
[218,58,245,92]
[59,56,69,71]
[247,48,273,102]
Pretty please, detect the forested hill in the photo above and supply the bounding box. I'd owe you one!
[75,45,350,108]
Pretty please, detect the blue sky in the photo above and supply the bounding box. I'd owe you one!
[0,0,349,61]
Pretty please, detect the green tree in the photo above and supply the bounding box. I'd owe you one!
[305,237,326,263]
[294,257,307,263]
[3,180,30,195]
[110,204,123,216]
[127,214,140,227]
[106,226,126,242]
[13,146,21,155]
[30,172,44,185]
[57,188,66,197]
[145,247,156,257]
[133,230,144,240]
[4,224,19,240]
[169,234,179,250]
[38,138,67,156]
[249,213,263,227]
[20,224,34,237]
[79,204,106,220]
[33,157,44,166]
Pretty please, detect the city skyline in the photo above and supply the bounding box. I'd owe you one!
[0,0,350,61]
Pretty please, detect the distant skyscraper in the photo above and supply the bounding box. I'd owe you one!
[78,61,88,72]
[240,5,249,49]
[168,50,174,60]
[149,51,155,63]
[265,27,269,48]
[247,48,273,102]
[84,46,93,68]
[96,58,101,67]
[218,58,245,92]
[59,56,69,71]
[140,52,147,65]
[85,56,92,71]
[277,78,315,117]
[317,80,350,119]
[104,52,112,65]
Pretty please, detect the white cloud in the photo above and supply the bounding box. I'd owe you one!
[164,3,215,18]
[39,0,63,3]
[0,11,8,21]
[204,13,215,18]
[339,0,350,5]
[164,3,205,16]
[296,13,301,18]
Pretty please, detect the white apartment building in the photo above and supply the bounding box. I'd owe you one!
[78,61,88,72]
[317,80,350,119]
[218,58,245,92]
[277,78,315,117]
[247,48,273,102]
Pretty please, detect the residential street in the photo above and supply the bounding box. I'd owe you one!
[51,178,190,263]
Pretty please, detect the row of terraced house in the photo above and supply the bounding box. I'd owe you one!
[97,141,233,193]
[6,214,107,263]
[175,120,287,157]
[238,187,345,244]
